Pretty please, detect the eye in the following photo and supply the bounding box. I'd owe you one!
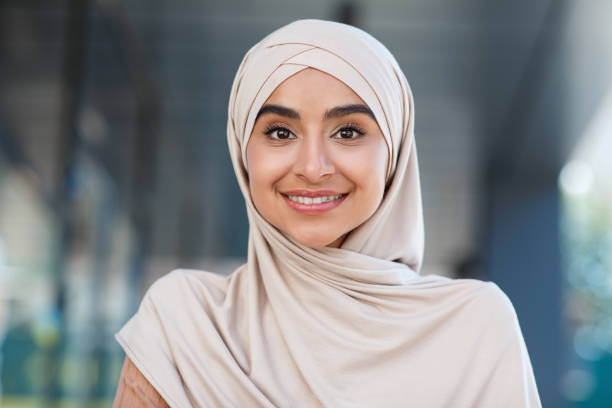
[263,125,295,141]
[332,125,366,140]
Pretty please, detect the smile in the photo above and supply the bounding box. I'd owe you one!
[280,191,349,214]
[286,194,343,204]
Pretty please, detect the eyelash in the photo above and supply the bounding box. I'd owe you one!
[262,123,366,141]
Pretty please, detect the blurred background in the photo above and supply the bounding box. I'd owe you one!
[0,0,611,406]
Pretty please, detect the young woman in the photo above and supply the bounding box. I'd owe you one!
[113,19,541,407]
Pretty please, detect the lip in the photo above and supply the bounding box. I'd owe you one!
[281,191,349,215]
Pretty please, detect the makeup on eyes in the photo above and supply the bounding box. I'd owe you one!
[331,123,367,139]
[262,122,295,140]
[262,122,367,141]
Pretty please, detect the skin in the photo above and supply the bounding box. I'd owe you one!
[113,357,169,407]
[246,67,389,248]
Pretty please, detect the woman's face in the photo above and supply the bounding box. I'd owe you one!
[246,68,388,248]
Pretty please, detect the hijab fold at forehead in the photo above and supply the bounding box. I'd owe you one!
[228,18,423,271]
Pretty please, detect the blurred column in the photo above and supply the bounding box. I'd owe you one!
[480,1,569,406]
[97,1,162,395]
[46,0,90,404]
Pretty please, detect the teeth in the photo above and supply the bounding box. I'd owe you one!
[286,194,344,205]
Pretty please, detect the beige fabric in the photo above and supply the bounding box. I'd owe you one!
[116,19,541,407]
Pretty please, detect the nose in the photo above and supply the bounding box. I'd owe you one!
[293,134,335,183]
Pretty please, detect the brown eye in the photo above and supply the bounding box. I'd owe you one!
[274,129,292,139]
[339,129,357,139]
[263,126,296,141]
[333,125,365,140]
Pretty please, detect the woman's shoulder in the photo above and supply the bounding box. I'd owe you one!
[456,278,519,321]
[419,273,515,303]
[464,279,518,320]
[149,267,231,289]
[415,274,520,325]
[444,278,522,340]
[144,267,242,306]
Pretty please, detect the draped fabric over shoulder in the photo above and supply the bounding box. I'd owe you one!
[116,19,541,407]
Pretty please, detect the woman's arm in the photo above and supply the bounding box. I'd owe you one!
[113,357,170,408]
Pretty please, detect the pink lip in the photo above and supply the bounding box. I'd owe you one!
[281,191,348,215]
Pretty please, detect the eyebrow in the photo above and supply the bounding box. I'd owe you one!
[255,103,376,121]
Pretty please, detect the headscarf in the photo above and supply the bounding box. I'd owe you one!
[116,19,541,407]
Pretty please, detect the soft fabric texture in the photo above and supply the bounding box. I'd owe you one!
[116,19,541,407]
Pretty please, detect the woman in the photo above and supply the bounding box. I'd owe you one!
[113,19,541,407]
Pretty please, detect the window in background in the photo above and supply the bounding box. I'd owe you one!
[560,87,612,406]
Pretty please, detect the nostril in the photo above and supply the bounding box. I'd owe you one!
[293,140,335,181]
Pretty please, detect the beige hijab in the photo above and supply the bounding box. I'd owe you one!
[116,19,541,407]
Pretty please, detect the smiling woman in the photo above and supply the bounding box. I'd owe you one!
[246,68,388,249]
[113,19,542,407]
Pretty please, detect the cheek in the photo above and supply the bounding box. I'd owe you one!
[343,143,388,193]
[246,142,291,196]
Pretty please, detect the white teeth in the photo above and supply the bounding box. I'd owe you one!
[286,194,344,204]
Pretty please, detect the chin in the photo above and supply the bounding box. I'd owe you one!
[290,231,340,249]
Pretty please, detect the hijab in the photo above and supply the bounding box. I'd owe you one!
[116,19,541,407]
